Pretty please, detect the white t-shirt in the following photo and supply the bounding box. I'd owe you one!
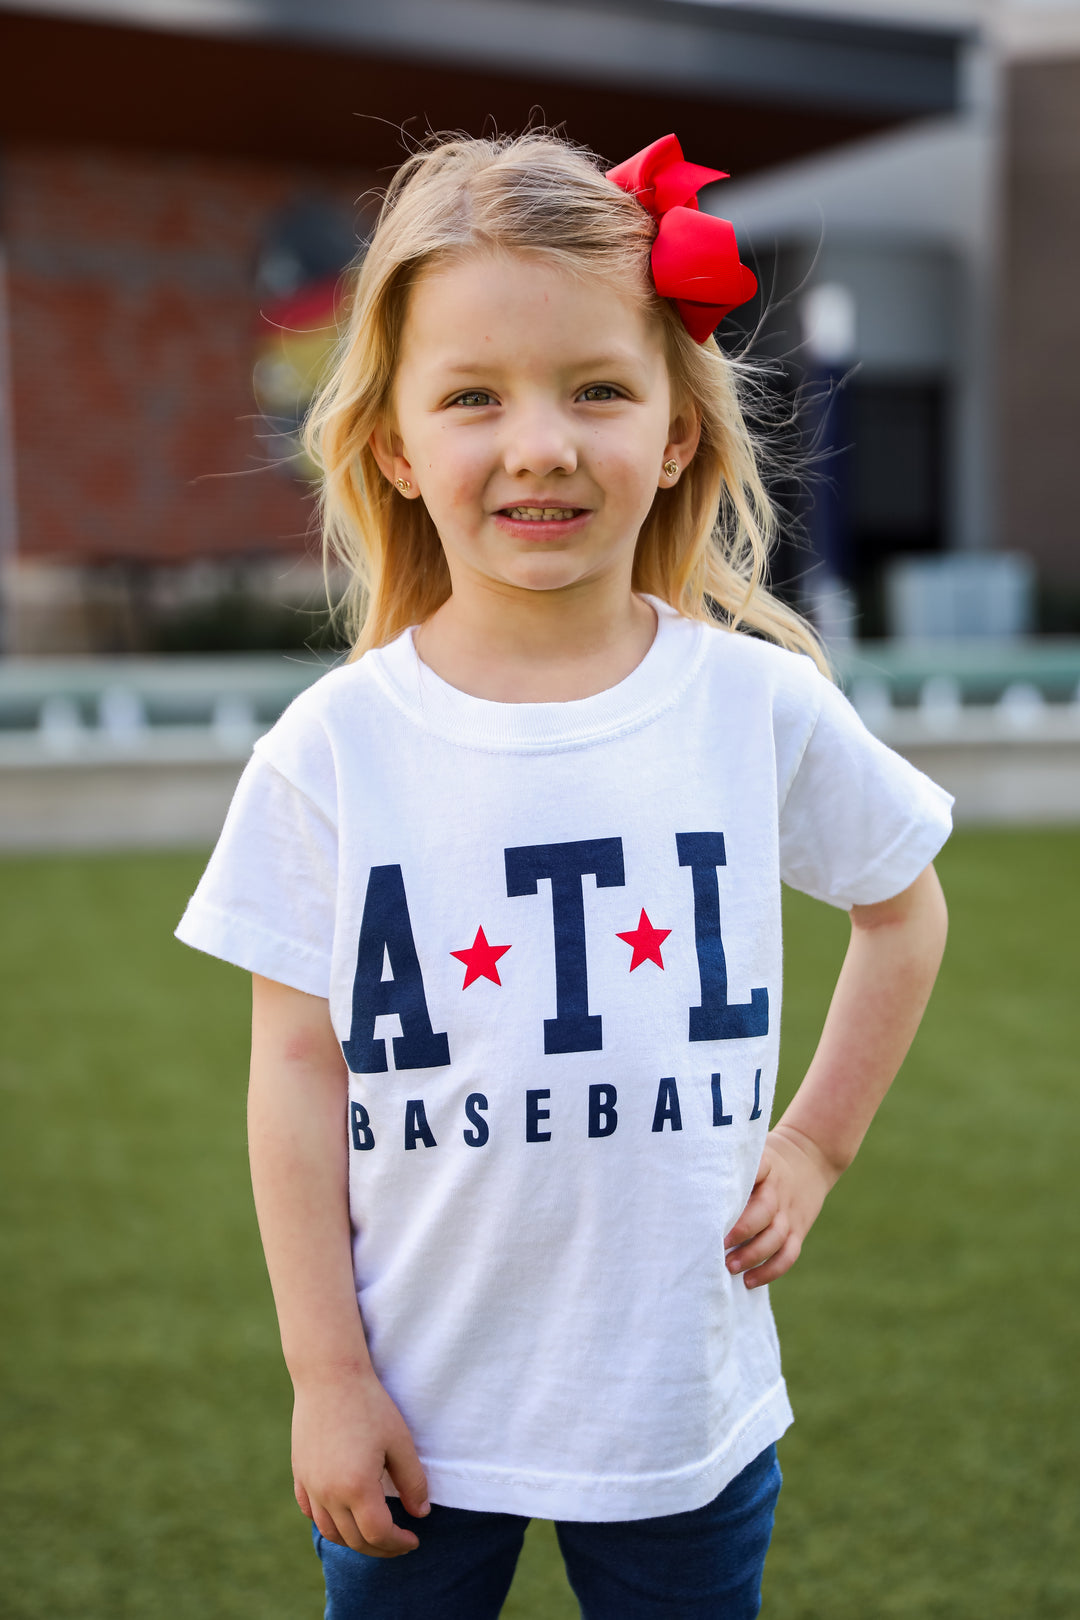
[176,600,953,1521]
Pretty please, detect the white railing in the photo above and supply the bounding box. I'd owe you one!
[851,676,1080,745]
[2,649,1080,841]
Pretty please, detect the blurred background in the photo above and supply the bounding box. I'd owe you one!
[1,0,1079,837]
[1,4,1078,1619]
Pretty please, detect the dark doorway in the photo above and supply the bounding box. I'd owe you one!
[848,379,947,635]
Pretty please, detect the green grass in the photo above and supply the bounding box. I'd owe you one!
[1,831,1077,1617]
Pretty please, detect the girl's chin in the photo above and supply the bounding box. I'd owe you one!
[495,567,594,595]
[469,558,611,598]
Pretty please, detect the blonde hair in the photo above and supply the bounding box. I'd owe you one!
[304,130,829,675]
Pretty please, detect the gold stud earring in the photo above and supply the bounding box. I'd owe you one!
[395,478,411,493]
[663,459,679,480]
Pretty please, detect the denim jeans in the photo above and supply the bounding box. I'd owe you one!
[313,1443,781,1619]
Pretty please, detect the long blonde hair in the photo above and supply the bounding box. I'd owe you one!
[304,130,829,674]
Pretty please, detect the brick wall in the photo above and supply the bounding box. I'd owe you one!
[4,143,371,573]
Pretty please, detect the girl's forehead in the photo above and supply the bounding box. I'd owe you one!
[399,249,663,366]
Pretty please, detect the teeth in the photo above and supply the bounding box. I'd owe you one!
[505,506,577,520]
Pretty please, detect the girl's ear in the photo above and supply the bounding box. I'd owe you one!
[369,421,418,496]
[661,405,702,487]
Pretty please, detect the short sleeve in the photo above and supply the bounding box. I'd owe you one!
[175,751,337,997]
[779,673,953,909]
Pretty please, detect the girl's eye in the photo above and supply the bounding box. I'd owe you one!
[451,390,494,408]
[579,384,621,403]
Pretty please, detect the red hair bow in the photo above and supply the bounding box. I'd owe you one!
[607,134,757,343]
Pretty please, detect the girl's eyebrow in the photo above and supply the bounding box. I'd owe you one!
[569,351,651,375]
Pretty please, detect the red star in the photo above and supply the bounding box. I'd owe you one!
[616,909,672,971]
[451,925,511,989]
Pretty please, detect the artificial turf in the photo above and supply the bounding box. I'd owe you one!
[0,829,1077,1618]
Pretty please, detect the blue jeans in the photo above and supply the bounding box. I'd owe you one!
[313,1444,781,1619]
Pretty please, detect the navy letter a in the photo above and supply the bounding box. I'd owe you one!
[341,865,451,1073]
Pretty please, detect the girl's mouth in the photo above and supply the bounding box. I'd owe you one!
[501,506,582,521]
[494,505,592,541]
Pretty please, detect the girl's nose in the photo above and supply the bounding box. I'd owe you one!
[501,410,577,478]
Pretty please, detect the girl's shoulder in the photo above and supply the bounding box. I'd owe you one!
[290,629,420,715]
[695,619,834,717]
[248,641,402,798]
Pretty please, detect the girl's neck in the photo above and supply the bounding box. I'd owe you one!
[413,586,658,703]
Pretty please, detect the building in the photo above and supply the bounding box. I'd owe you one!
[708,0,1080,639]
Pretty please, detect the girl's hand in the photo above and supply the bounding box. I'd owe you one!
[724,865,948,1291]
[724,1124,841,1289]
[291,1367,430,1556]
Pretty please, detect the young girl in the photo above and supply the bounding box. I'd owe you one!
[177,131,952,1619]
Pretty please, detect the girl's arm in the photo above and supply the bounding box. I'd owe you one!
[725,861,948,1286]
[248,974,430,1554]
